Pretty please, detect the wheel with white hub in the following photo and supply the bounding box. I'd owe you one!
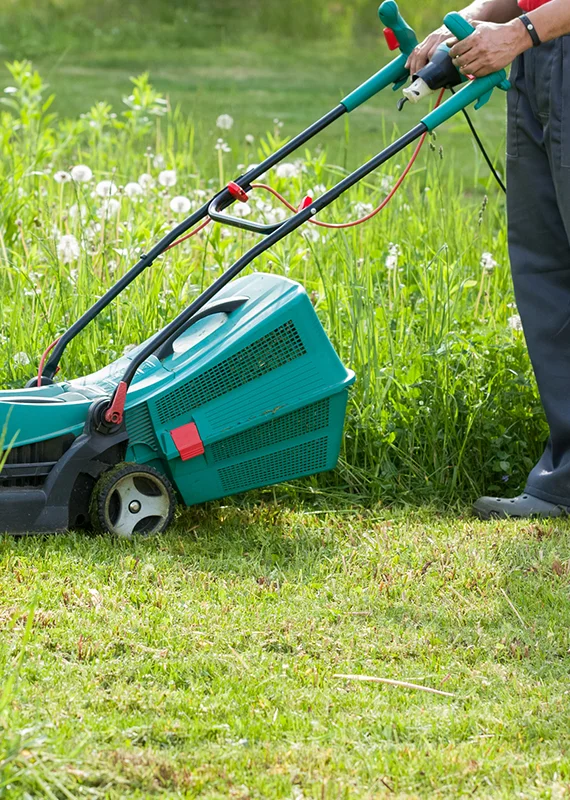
[90,463,176,538]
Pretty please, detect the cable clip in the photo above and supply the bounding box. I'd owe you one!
[227,182,249,203]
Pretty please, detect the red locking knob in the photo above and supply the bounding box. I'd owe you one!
[383,27,399,51]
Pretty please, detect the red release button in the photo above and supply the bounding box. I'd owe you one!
[383,27,399,51]
[171,422,205,461]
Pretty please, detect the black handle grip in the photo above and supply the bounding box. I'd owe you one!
[154,296,248,361]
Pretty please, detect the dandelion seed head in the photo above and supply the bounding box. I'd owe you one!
[57,234,81,264]
[54,171,72,184]
[158,170,177,187]
[385,243,400,271]
[96,180,118,198]
[265,207,287,225]
[137,173,155,190]
[124,181,144,198]
[481,252,497,273]
[354,202,374,217]
[233,202,252,218]
[170,195,192,214]
[301,227,320,243]
[508,314,523,332]
[12,352,30,367]
[216,114,234,131]
[70,164,93,183]
[98,198,121,217]
[276,162,300,179]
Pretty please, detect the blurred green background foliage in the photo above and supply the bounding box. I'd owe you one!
[0,0,447,55]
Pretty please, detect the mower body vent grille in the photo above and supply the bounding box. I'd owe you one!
[218,436,328,494]
[125,403,158,452]
[210,398,330,463]
[155,320,305,425]
[0,433,75,488]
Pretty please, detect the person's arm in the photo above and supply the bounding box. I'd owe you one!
[406,0,520,76]
[450,0,570,77]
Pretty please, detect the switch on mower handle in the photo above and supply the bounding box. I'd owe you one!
[378,1,418,57]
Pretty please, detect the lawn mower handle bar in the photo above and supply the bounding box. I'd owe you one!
[41,2,420,381]
[41,3,510,425]
[41,104,346,381]
[114,123,428,398]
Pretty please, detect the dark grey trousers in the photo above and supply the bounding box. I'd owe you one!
[507,37,570,505]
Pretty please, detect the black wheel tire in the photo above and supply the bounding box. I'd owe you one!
[90,463,176,538]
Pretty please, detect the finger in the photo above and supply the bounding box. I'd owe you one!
[459,58,483,77]
[426,42,442,61]
[449,39,475,58]
[407,49,429,75]
[471,62,495,78]
[445,37,458,48]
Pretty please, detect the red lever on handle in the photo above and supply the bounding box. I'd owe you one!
[383,27,399,51]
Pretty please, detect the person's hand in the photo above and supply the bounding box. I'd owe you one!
[448,19,530,77]
[406,26,451,77]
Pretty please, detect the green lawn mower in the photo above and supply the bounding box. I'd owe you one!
[0,5,509,536]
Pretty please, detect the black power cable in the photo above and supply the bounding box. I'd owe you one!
[450,86,507,194]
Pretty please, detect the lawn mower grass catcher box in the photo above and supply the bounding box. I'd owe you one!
[123,273,354,506]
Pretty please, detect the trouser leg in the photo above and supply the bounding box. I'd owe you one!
[508,39,570,505]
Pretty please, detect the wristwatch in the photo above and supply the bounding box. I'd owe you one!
[519,13,542,48]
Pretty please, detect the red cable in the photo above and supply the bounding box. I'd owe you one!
[165,217,212,251]
[36,337,61,386]
[35,92,444,386]
[35,220,211,384]
[252,88,445,230]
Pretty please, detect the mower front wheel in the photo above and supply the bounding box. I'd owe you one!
[90,463,176,538]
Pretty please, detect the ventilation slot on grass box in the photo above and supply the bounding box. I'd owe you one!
[126,404,158,452]
[218,436,329,493]
[210,398,330,463]
[156,320,306,424]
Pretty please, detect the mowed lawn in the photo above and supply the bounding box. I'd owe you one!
[2,506,570,798]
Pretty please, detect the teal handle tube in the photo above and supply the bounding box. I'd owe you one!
[421,72,509,131]
[379,1,419,56]
[342,53,408,112]
[342,1,418,112]
[444,12,476,40]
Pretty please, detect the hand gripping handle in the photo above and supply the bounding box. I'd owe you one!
[443,10,511,95]
[420,12,511,131]
[378,1,418,57]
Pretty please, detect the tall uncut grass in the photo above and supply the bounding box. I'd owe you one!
[0,62,545,506]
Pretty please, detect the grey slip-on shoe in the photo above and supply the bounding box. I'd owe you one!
[473,493,570,520]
